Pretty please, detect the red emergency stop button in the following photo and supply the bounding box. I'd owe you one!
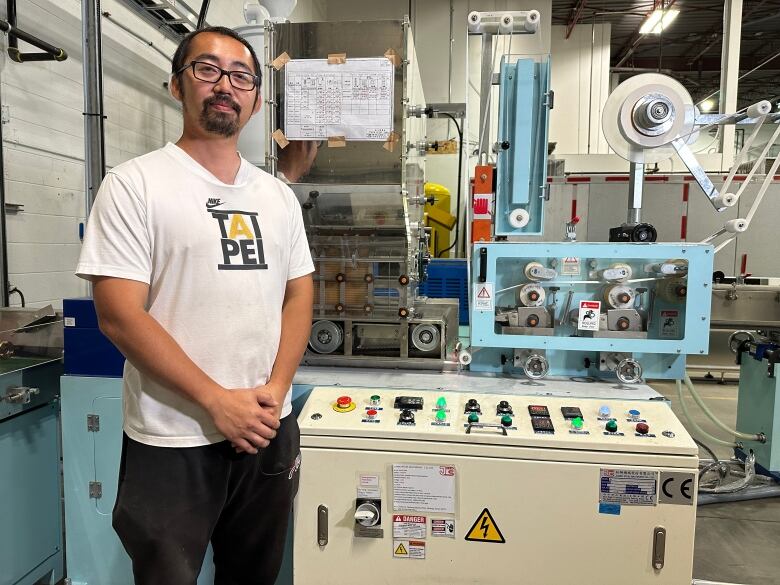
[337,396,352,408]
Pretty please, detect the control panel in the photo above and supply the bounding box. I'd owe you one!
[300,387,696,456]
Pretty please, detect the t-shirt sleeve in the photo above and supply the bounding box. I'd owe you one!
[76,172,152,284]
[286,188,314,281]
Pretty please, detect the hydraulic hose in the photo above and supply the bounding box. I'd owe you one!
[683,373,764,442]
[676,380,737,448]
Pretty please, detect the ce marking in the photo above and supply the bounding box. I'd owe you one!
[661,473,694,505]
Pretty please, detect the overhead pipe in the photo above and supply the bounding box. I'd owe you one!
[82,0,106,218]
[1,0,68,63]
[196,0,211,30]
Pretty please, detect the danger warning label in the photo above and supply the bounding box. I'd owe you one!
[393,515,427,539]
[393,539,425,559]
[473,283,494,311]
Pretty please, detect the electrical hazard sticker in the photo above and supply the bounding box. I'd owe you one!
[473,283,494,311]
[393,540,425,559]
[577,300,601,331]
[464,508,505,543]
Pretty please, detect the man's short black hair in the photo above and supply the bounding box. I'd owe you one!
[171,26,262,87]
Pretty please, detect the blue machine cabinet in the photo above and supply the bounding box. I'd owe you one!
[735,346,780,480]
[0,361,63,585]
[61,375,312,585]
[470,242,714,379]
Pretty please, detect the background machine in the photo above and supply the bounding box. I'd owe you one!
[264,18,459,369]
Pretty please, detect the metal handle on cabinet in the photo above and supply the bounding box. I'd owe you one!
[652,526,666,570]
[2,386,40,404]
[317,505,328,547]
[465,422,508,436]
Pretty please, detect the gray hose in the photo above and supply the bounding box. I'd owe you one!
[698,483,780,506]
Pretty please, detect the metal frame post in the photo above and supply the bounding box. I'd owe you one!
[718,0,743,161]
[82,0,106,217]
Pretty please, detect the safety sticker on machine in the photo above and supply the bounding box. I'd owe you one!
[578,301,601,331]
[464,508,506,543]
[431,518,456,538]
[562,257,581,275]
[393,540,425,559]
[473,283,494,311]
[393,515,427,539]
[659,310,680,338]
[599,468,658,506]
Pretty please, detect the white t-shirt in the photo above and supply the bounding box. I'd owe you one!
[76,143,314,447]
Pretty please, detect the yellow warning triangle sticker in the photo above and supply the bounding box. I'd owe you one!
[464,508,505,543]
[394,542,408,555]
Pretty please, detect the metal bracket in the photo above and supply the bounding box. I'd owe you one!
[87,413,100,432]
[465,422,508,435]
[89,481,102,499]
[671,138,725,212]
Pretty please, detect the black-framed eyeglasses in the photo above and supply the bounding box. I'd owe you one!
[176,60,259,91]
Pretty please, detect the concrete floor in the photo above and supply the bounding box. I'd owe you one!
[652,379,780,584]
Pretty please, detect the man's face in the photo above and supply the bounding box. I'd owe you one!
[173,32,261,138]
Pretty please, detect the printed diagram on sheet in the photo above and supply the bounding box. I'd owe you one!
[284,58,394,141]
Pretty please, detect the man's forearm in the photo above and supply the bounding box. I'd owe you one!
[268,279,313,397]
[100,310,223,412]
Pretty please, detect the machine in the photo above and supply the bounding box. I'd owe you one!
[294,386,699,585]
[265,18,459,370]
[0,307,63,585]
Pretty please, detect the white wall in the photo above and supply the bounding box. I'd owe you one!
[0,0,323,309]
[548,23,610,155]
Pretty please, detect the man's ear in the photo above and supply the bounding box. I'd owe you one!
[252,89,262,115]
[169,74,183,103]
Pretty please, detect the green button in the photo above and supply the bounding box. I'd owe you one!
[605,419,618,433]
[571,417,584,430]
[501,415,513,427]
[468,413,480,424]
[436,410,447,422]
[436,396,447,410]
[370,394,381,403]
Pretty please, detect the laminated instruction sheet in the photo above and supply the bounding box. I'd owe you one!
[284,57,394,141]
[392,464,456,514]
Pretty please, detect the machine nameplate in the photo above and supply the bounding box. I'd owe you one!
[600,469,657,506]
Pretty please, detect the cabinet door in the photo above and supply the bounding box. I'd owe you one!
[0,404,62,585]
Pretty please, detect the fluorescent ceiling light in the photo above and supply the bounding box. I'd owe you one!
[700,99,716,112]
[640,8,680,34]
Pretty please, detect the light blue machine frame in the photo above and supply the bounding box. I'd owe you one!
[495,57,551,236]
[469,242,714,379]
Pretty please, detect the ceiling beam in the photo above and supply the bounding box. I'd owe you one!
[565,0,588,39]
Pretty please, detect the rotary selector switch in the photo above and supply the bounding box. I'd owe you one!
[464,398,481,414]
[496,400,513,415]
[399,409,415,424]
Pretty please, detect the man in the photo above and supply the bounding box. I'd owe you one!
[277,140,319,183]
[76,26,314,585]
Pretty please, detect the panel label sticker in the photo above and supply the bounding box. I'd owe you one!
[659,472,695,505]
[578,300,601,331]
[393,540,425,559]
[64,317,76,327]
[598,502,621,515]
[659,310,680,338]
[600,468,658,506]
[562,257,581,275]
[431,518,455,538]
[357,474,381,499]
[393,515,427,539]
[473,283,494,311]
[392,464,456,514]
[464,508,505,543]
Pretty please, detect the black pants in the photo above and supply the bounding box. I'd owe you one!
[113,415,301,585]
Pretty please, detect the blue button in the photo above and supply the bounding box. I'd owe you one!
[628,409,641,417]
[599,406,611,417]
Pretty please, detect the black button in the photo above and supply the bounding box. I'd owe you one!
[464,399,481,414]
[528,405,550,417]
[560,406,584,420]
[496,400,513,415]
[531,417,555,433]
[399,409,415,423]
